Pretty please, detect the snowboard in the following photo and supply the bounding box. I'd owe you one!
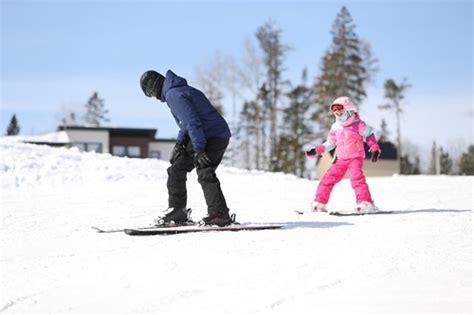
[124,224,283,236]
[92,208,197,233]
[92,222,195,233]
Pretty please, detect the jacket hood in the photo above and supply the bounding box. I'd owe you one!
[160,70,188,102]
[330,96,357,112]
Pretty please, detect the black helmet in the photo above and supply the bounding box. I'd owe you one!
[140,70,165,98]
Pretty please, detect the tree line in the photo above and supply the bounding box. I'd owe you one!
[4,6,473,175]
[192,6,472,176]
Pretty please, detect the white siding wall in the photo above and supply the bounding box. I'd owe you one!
[65,130,110,153]
[316,153,398,178]
[149,142,175,160]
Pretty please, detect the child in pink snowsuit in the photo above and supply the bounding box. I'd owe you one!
[305,96,381,213]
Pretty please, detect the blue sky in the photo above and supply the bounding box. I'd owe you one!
[1,0,472,157]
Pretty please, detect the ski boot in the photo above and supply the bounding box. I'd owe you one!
[310,201,327,212]
[200,212,236,227]
[354,201,379,214]
[155,207,193,226]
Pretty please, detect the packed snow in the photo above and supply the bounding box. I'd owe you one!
[0,138,472,314]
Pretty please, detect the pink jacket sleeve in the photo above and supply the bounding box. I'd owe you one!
[365,134,379,149]
[358,120,379,150]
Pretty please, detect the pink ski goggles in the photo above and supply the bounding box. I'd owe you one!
[330,104,345,112]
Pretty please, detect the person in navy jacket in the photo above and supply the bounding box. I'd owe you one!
[140,70,233,226]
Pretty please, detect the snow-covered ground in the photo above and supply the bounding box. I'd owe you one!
[1,139,472,314]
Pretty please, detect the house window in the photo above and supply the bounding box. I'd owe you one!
[150,151,161,159]
[127,146,141,157]
[112,145,126,156]
[72,142,102,153]
[112,145,141,158]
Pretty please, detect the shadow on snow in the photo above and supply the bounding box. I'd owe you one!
[389,209,471,215]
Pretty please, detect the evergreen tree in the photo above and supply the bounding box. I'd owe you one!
[400,154,421,175]
[275,69,314,177]
[234,38,265,170]
[439,148,453,174]
[428,142,452,174]
[6,114,20,135]
[458,145,474,175]
[313,6,376,135]
[84,92,109,127]
[379,78,411,174]
[239,97,266,170]
[378,119,390,143]
[255,20,290,171]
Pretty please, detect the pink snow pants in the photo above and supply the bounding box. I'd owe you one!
[315,157,373,204]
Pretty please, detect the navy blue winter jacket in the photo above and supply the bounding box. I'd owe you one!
[159,70,231,152]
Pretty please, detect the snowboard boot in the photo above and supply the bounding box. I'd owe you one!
[155,207,190,225]
[311,201,327,212]
[200,212,235,227]
[355,201,379,214]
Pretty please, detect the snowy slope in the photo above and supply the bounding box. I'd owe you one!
[1,139,472,314]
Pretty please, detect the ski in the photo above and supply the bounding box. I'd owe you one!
[294,209,393,216]
[328,211,393,216]
[123,224,283,236]
[294,210,327,215]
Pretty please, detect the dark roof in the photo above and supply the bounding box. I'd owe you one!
[23,141,69,147]
[150,138,177,143]
[58,126,157,139]
[364,141,398,160]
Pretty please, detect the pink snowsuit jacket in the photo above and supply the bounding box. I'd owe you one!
[323,113,376,159]
[314,112,378,205]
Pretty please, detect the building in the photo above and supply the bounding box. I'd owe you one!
[22,126,177,161]
[316,142,399,177]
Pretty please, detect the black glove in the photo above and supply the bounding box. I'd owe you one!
[371,150,381,162]
[194,151,212,169]
[305,148,317,157]
[169,143,186,164]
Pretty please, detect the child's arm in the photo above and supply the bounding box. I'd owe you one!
[359,121,381,162]
[305,129,336,157]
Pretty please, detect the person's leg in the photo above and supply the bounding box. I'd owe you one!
[195,138,230,217]
[347,158,373,204]
[315,158,349,204]
[166,143,195,209]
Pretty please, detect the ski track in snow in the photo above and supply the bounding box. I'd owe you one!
[0,139,472,314]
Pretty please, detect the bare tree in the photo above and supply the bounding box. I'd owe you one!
[84,92,109,127]
[194,52,227,115]
[379,78,411,173]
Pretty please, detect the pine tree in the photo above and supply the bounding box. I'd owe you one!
[255,20,290,171]
[275,69,314,177]
[379,78,411,174]
[6,114,20,135]
[439,148,453,175]
[84,92,109,127]
[234,38,265,170]
[400,154,421,175]
[239,98,265,170]
[378,119,390,143]
[458,145,474,175]
[313,6,376,135]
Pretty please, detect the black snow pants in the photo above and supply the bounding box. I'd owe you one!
[167,138,229,216]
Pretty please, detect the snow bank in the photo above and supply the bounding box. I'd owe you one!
[1,139,472,314]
